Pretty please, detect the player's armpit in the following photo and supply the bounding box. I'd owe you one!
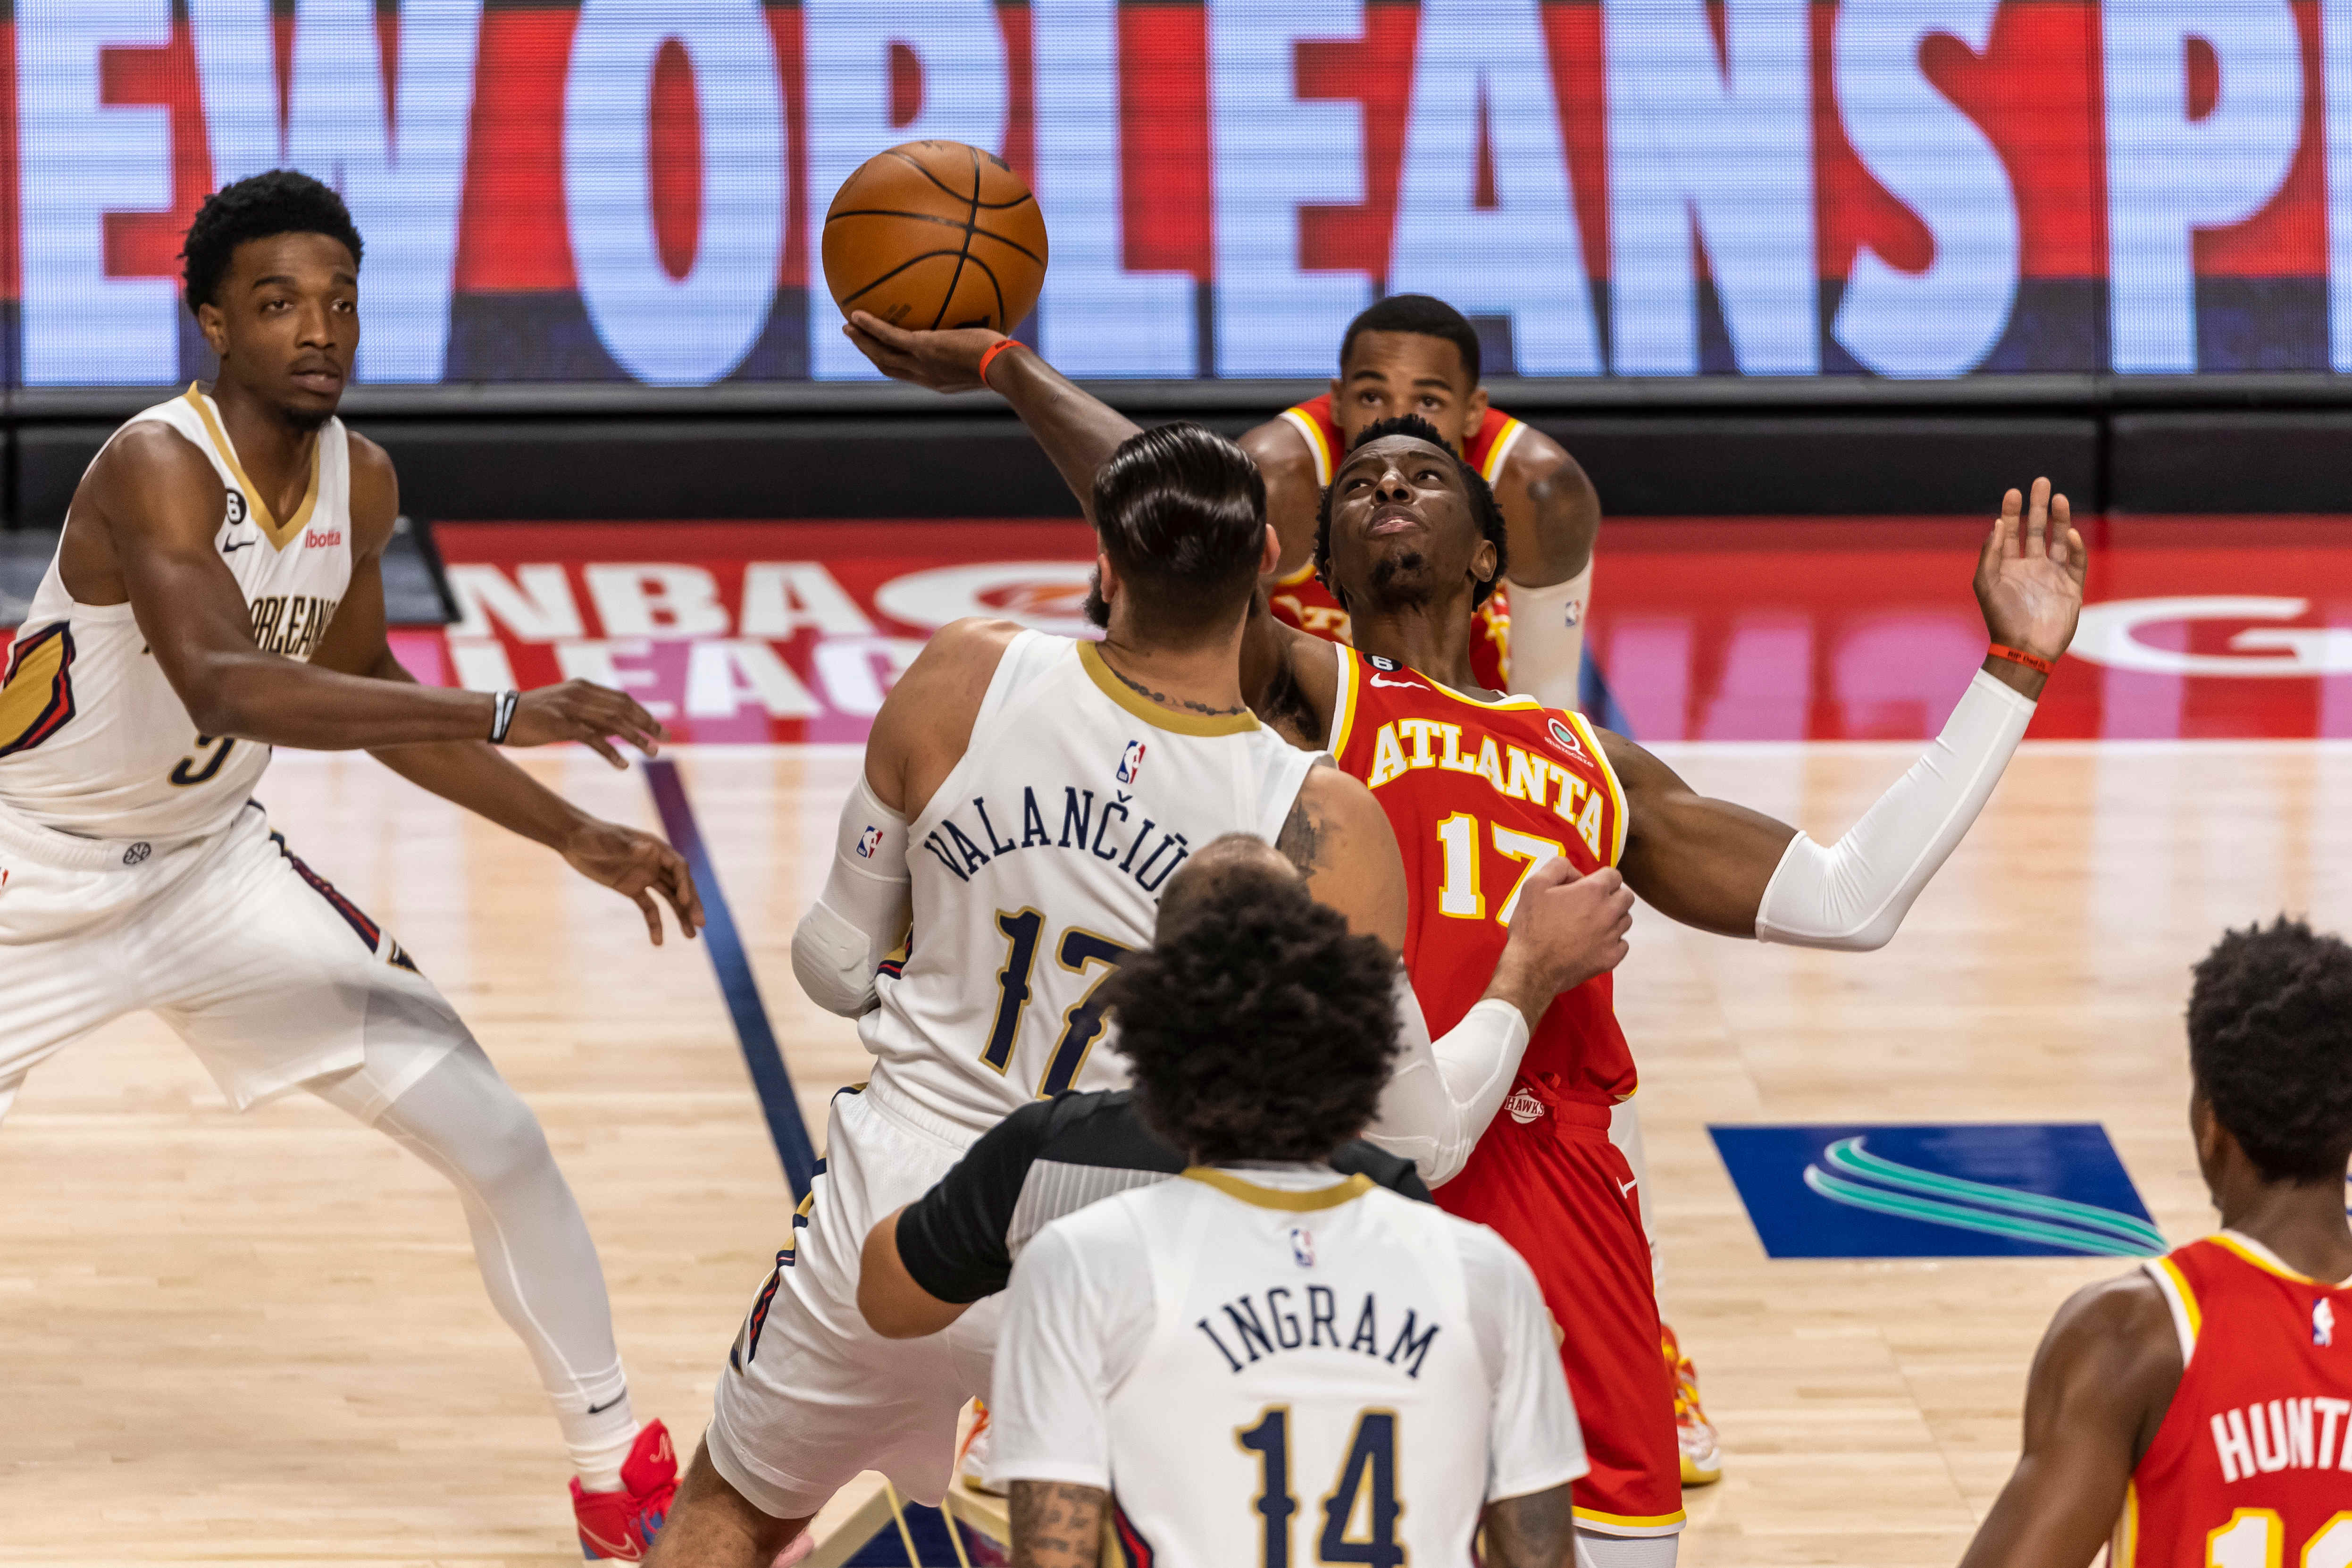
[1278,761,1409,952]
[862,616,1024,819]
[1602,731,1801,939]
[1480,1482,1575,1568]
[856,1209,967,1341]
[1957,1273,2183,1568]
[1009,1480,1106,1568]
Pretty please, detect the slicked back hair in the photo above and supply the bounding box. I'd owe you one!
[2188,916,2352,1183]
[1340,293,1481,386]
[1108,861,1401,1165]
[182,170,363,311]
[1091,422,1267,641]
[1312,414,1509,611]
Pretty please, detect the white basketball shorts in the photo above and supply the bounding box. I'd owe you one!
[0,796,463,1122]
[707,1076,1002,1520]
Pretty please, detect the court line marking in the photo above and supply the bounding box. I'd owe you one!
[642,756,820,1200]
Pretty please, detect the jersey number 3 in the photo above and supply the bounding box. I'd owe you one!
[981,909,1131,1097]
[1238,1406,1402,1568]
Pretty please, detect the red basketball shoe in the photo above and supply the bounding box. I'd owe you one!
[570,1419,678,1561]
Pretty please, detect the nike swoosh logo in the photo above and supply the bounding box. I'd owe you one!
[577,1520,636,1557]
[220,539,255,553]
[586,1393,626,1414]
[1368,675,1417,689]
[1618,1179,1639,1197]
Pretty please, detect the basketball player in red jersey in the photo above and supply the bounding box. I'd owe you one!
[1959,918,2352,1568]
[1238,294,1599,708]
[842,314,2085,1567]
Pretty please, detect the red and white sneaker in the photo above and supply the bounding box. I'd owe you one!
[570,1419,678,1561]
[956,1400,1003,1496]
[1661,1325,1723,1486]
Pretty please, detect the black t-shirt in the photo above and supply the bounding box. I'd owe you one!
[894,1089,1431,1305]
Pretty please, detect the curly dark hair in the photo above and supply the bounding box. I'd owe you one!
[181,170,364,311]
[1107,854,1400,1165]
[2187,916,2352,1183]
[1313,414,1508,613]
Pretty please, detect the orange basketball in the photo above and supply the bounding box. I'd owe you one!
[822,141,1048,334]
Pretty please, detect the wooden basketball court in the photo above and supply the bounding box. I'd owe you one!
[4,736,2335,1563]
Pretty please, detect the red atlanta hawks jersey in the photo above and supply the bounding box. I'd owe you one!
[1269,394,1521,693]
[2117,1232,2352,1568]
[1327,644,1635,1106]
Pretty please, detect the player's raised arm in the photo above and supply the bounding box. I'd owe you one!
[306,437,701,944]
[85,426,667,760]
[1954,1275,2179,1568]
[1604,478,2087,945]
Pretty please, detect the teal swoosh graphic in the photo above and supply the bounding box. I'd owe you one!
[1818,1137,2168,1252]
[1800,1153,2164,1257]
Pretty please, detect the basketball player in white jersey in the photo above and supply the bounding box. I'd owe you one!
[0,172,700,1559]
[993,855,1582,1568]
[646,421,1632,1565]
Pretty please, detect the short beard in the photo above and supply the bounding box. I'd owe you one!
[1084,566,1110,630]
[1366,550,1435,609]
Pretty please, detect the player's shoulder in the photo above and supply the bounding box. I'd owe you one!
[1495,417,1574,480]
[93,417,221,491]
[1237,410,1319,478]
[1030,1089,1186,1175]
[2036,1266,2185,1411]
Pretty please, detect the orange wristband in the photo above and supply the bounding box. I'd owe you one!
[1987,643,2055,676]
[976,336,1025,389]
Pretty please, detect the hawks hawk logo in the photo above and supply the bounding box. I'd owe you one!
[1117,739,1147,785]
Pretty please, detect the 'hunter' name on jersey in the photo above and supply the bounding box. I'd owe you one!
[2211,1394,2352,1480]
[921,786,1192,896]
[1361,718,1608,857]
[1195,1284,1444,1379]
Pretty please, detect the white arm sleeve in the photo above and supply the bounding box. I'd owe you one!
[789,773,913,1016]
[1502,560,1592,713]
[1366,972,1532,1188]
[1755,669,2036,951]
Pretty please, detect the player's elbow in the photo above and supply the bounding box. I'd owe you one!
[791,901,879,1016]
[1752,834,1906,953]
[856,1217,964,1340]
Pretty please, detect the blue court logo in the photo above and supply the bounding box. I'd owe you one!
[1710,1123,2165,1260]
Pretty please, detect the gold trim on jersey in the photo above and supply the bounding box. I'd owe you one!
[1565,710,1629,867]
[183,384,320,552]
[1570,1504,1690,1533]
[1079,642,1260,737]
[1272,558,1322,590]
[1480,416,1526,484]
[1281,405,1334,486]
[2210,1229,2352,1288]
[1182,1168,1374,1212]
[1328,644,1361,758]
[2111,1480,2139,1568]
[2147,1253,2202,1367]
[0,623,76,758]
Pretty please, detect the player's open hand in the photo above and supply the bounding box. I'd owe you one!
[1495,858,1634,1003]
[560,818,704,946]
[843,311,1003,393]
[505,680,667,767]
[1975,478,2088,680]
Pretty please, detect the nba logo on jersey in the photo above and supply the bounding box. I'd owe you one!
[1117,739,1147,785]
[2317,1298,2336,1347]
[1547,718,1586,761]
[856,825,884,859]
[1289,1227,1314,1268]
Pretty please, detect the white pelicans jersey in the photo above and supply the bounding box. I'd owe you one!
[989,1166,1586,1568]
[859,631,1319,1136]
[0,386,353,842]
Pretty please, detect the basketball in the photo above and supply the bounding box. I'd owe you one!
[821,141,1049,335]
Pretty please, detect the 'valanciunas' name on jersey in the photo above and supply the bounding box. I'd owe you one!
[1196,1283,1445,1379]
[918,785,1193,896]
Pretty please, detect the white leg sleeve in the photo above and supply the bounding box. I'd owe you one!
[1503,560,1592,710]
[1367,972,1531,1187]
[313,1040,635,1474]
[791,772,913,1016]
[1608,1097,1663,1293]
[1576,1526,1679,1567]
[1755,670,2036,951]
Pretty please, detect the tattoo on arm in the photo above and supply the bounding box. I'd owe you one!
[1275,759,1337,874]
[1481,1483,1575,1568]
[1011,1480,1106,1568]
